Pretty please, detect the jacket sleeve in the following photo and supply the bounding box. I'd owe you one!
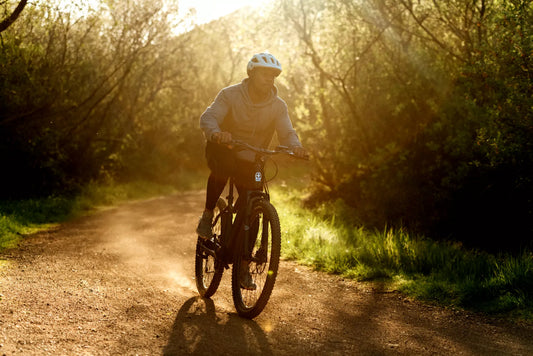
[275,99,302,147]
[199,89,230,141]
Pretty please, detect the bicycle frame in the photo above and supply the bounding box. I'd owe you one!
[217,153,270,267]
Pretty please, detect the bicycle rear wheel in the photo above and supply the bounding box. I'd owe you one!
[231,199,281,319]
[195,198,226,298]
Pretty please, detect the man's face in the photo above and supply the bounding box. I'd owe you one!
[250,67,279,94]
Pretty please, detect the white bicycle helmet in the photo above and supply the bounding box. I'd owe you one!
[247,52,282,76]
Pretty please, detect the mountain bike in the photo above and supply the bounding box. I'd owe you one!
[194,140,306,319]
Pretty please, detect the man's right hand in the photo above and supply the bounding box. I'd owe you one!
[211,132,232,144]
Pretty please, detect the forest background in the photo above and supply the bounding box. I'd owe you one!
[1,0,531,254]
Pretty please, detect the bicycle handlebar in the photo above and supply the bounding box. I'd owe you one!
[227,139,309,160]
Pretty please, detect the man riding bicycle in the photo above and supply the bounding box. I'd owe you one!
[196,52,307,289]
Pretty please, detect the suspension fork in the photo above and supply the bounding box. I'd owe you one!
[243,191,270,260]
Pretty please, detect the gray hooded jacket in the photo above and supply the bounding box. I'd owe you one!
[200,78,301,149]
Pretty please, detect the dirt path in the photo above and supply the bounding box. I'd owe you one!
[0,192,532,355]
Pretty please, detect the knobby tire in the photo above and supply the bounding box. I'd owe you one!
[231,199,281,319]
[194,199,226,298]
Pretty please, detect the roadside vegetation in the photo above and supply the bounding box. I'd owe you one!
[274,185,533,321]
[0,175,205,251]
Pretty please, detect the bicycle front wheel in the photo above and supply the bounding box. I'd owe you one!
[195,198,226,298]
[231,199,281,319]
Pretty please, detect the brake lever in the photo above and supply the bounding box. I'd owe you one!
[276,145,310,160]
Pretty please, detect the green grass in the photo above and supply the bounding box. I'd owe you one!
[0,179,190,252]
[272,186,533,321]
[0,196,74,250]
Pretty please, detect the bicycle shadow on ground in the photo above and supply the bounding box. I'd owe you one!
[163,296,272,355]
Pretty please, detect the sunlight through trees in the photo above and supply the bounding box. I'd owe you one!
[0,0,531,250]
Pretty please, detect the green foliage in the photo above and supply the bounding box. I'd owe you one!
[0,0,202,197]
[274,187,533,319]
[279,0,533,250]
[0,196,75,250]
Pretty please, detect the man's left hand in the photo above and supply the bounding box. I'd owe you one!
[291,146,309,160]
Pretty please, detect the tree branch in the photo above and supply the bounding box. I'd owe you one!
[399,0,467,63]
[0,0,27,33]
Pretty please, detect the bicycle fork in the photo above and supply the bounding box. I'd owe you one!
[243,193,269,264]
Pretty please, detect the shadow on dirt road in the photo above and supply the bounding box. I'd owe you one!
[163,297,271,355]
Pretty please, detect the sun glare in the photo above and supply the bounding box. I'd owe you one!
[56,0,270,25]
[178,0,269,25]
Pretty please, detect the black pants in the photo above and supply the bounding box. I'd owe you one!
[204,141,255,211]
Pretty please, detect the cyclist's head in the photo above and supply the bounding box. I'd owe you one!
[247,52,282,77]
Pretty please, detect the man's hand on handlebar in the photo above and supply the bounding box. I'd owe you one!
[212,131,232,144]
[291,146,309,160]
